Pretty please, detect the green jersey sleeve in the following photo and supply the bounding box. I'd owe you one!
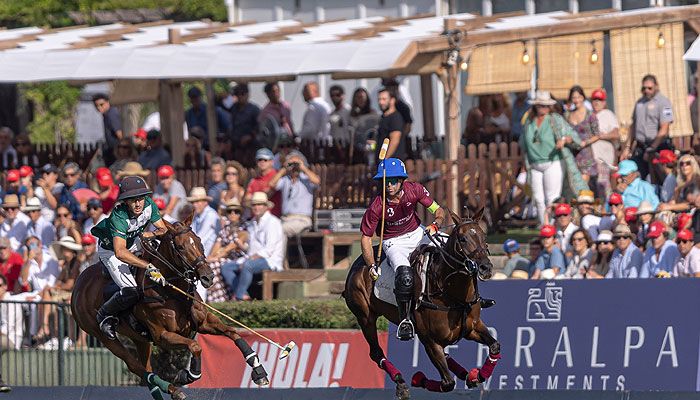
[109,212,129,240]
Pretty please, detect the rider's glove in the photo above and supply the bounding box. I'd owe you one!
[146,263,166,286]
[425,223,439,236]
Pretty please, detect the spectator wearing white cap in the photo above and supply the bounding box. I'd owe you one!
[587,230,614,278]
[22,197,55,250]
[673,229,700,277]
[574,190,601,241]
[0,195,29,251]
[606,224,643,278]
[83,198,107,235]
[268,150,320,236]
[641,220,679,278]
[187,187,220,257]
[501,239,529,278]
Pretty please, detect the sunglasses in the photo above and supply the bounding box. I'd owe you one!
[385,178,401,185]
[641,86,654,91]
[58,213,70,218]
[64,172,78,177]
[680,161,693,166]
[597,241,612,245]
[88,206,101,211]
[614,236,630,240]
[227,209,242,215]
[0,247,7,250]
[677,239,692,244]
[4,207,18,211]
[257,158,271,162]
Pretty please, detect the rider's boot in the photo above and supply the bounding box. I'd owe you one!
[96,287,142,340]
[394,265,415,341]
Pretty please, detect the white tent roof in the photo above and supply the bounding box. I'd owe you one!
[684,35,700,61]
[0,10,649,82]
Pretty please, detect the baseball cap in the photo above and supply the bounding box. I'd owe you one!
[652,149,677,165]
[502,239,520,254]
[677,229,694,242]
[617,160,638,176]
[6,169,19,182]
[591,88,606,101]
[677,213,692,230]
[596,230,613,243]
[608,192,623,206]
[539,225,556,238]
[157,165,175,179]
[646,220,666,239]
[146,129,161,140]
[154,198,166,210]
[255,148,274,161]
[87,198,102,209]
[624,207,638,222]
[97,173,113,187]
[554,203,572,217]
[41,164,59,174]
[19,166,33,177]
[81,234,96,245]
[134,128,147,140]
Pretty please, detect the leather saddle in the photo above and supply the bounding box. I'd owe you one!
[100,263,153,340]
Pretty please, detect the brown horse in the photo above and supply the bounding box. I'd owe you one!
[343,207,500,399]
[72,215,269,400]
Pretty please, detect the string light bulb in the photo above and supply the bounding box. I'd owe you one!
[521,44,530,65]
[657,31,665,48]
[460,59,469,71]
[589,40,598,64]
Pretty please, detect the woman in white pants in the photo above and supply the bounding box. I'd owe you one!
[520,91,584,225]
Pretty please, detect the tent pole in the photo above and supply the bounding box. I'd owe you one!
[442,18,460,212]
[205,79,217,152]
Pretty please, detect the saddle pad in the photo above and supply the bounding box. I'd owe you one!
[373,253,429,308]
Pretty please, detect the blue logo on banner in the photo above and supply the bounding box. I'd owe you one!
[386,280,700,391]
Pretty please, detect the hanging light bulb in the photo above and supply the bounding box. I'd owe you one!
[657,31,665,48]
[589,40,598,64]
[521,46,530,65]
[460,59,469,71]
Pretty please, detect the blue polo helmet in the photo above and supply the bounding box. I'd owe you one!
[373,158,408,180]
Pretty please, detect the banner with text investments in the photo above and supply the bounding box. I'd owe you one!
[386,279,700,391]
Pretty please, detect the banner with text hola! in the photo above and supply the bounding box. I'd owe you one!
[386,279,700,391]
[191,329,388,389]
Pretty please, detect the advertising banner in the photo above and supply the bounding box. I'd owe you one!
[386,280,700,391]
[191,329,387,389]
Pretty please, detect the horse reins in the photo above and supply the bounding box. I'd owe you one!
[140,227,207,286]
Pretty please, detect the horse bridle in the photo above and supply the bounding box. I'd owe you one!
[141,226,207,285]
[428,220,486,276]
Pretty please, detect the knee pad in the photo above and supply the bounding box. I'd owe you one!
[394,265,414,299]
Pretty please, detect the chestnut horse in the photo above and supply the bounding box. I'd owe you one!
[344,207,501,399]
[72,216,269,400]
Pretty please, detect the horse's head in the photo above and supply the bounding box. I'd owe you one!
[448,206,493,280]
[161,213,215,288]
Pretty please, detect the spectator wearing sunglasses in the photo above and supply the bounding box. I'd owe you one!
[0,195,29,252]
[23,197,54,250]
[587,230,614,278]
[607,224,643,279]
[673,229,700,277]
[60,162,87,220]
[268,151,319,236]
[563,228,594,279]
[658,154,699,214]
[206,198,248,303]
[621,74,674,180]
[641,220,679,278]
[245,148,281,217]
[54,204,81,245]
[83,198,107,236]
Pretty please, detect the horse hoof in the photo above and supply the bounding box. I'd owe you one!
[395,380,410,400]
[466,368,481,389]
[254,376,270,386]
[410,371,426,388]
[170,389,187,400]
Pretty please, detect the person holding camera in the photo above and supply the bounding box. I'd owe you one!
[268,151,320,236]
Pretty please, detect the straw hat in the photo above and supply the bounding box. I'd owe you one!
[21,197,41,212]
[186,187,212,203]
[528,90,556,106]
[250,192,273,208]
[1,194,19,208]
[540,269,557,280]
[116,161,150,178]
[510,270,529,280]
[51,236,83,258]
[573,190,599,205]
[223,198,242,211]
[635,201,656,215]
[613,224,633,238]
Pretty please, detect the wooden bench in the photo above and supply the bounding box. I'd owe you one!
[261,269,325,300]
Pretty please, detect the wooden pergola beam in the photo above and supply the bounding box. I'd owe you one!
[417,4,700,53]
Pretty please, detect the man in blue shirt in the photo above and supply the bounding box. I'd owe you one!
[617,160,659,209]
[268,151,320,236]
[137,130,172,170]
[641,220,680,278]
[607,224,644,278]
[532,225,566,279]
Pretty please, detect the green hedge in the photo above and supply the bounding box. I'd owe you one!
[210,299,389,332]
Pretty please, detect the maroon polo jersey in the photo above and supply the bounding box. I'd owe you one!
[360,181,435,239]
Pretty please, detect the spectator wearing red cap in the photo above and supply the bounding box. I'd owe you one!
[19,166,34,202]
[651,149,678,204]
[154,165,187,220]
[3,169,23,202]
[132,128,147,152]
[95,168,118,213]
[553,202,578,258]
[79,234,98,273]
[600,192,624,231]
[673,229,700,277]
[607,224,643,278]
[641,220,679,278]
[531,224,566,279]
[590,88,620,196]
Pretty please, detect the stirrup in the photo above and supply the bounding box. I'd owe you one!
[99,316,119,340]
[396,319,415,341]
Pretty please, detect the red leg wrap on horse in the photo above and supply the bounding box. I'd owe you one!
[480,352,501,379]
[446,357,468,380]
[381,359,401,381]
[411,371,426,387]
[422,378,445,392]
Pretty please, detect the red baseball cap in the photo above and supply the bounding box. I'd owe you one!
[96,167,111,178]
[591,88,606,101]
[6,169,19,182]
[624,207,638,222]
[97,174,113,187]
[134,128,147,140]
[81,234,97,245]
[19,166,33,177]
[554,203,571,217]
[154,198,166,210]
[646,220,666,239]
[652,149,677,165]
[608,193,623,206]
[157,165,175,179]
[677,213,692,231]
[677,229,694,242]
[539,225,557,238]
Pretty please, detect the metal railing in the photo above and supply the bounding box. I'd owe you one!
[0,300,139,386]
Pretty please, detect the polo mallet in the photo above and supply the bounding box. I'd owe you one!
[371,138,391,281]
[166,283,295,359]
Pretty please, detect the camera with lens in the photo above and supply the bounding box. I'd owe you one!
[286,161,300,172]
